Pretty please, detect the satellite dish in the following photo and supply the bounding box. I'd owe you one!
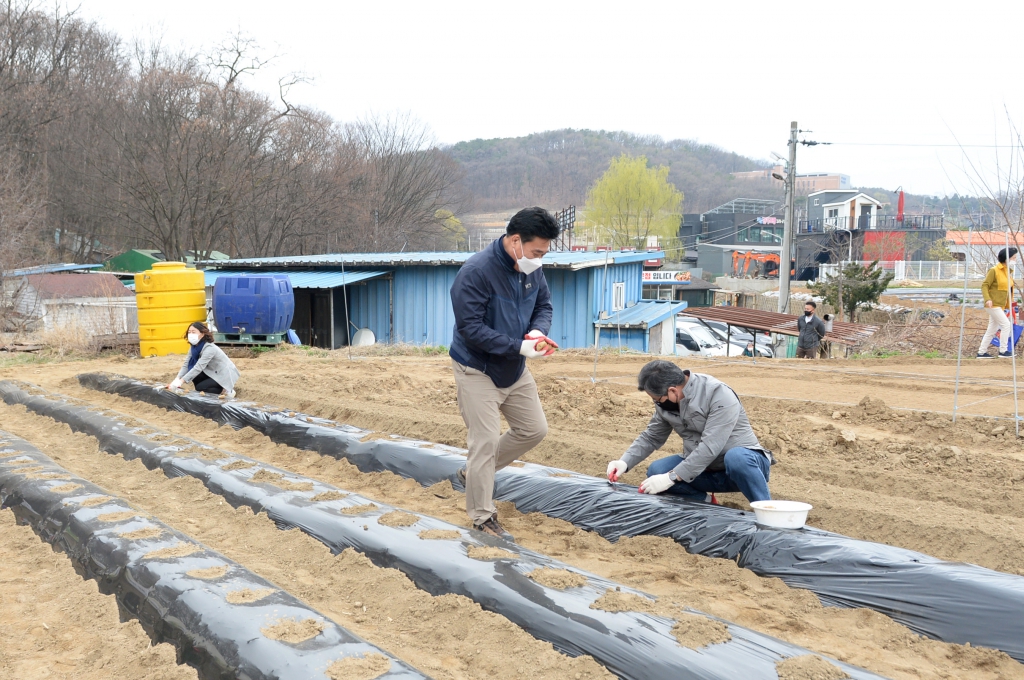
[351,328,375,346]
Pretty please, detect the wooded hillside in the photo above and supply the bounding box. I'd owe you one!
[448,129,783,215]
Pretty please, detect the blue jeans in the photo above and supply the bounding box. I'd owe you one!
[646,447,771,503]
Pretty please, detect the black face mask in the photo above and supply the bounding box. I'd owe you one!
[657,399,680,413]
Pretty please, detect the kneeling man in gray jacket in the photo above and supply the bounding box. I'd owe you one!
[607,360,772,503]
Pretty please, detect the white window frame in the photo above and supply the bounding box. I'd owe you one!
[612,282,626,312]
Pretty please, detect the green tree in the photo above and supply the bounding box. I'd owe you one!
[809,260,894,322]
[584,154,683,249]
[435,209,467,250]
[925,238,955,261]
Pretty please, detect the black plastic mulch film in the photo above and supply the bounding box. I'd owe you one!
[0,430,425,680]
[68,373,1024,664]
[0,380,884,680]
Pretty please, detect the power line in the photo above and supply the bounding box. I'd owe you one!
[828,142,1021,148]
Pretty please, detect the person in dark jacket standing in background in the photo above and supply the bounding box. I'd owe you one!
[796,301,826,358]
[449,207,561,539]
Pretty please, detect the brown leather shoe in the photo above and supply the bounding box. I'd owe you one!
[474,514,513,541]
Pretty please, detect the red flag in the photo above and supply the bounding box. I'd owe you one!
[896,189,905,223]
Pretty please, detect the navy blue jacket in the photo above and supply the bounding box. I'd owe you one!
[449,236,553,388]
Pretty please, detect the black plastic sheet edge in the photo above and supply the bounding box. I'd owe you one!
[0,429,426,680]
[74,373,1024,663]
[0,381,886,680]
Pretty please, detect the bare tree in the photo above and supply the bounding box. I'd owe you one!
[950,114,1024,256]
[1,3,473,266]
[348,113,469,251]
[0,151,46,330]
[97,42,284,261]
[234,111,358,257]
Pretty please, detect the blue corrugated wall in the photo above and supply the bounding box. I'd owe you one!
[392,266,461,346]
[595,262,647,351]
[597,327,647,351]
[333,261,647,349]
[544,268,595,348]
[590,262,644,317]
[345,276,392,343]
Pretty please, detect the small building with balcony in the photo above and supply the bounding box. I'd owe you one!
[794,190,947,279]
[802,190,883,232]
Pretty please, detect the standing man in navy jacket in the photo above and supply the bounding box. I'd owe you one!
[449,207,561,539]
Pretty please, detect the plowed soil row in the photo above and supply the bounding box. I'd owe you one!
[0,402,609,680]
[46,349,1024,574]
[0,505,198,680]
[14,377,1018,679]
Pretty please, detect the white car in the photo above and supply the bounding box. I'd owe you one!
[697,319,775,358]
[675,320,728,357]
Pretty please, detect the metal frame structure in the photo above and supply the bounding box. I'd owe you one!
[703,198,779,216]
[680,307,878,347]
[552,205,576,251]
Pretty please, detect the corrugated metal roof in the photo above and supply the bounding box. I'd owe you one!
[203,270,389,289]
[6,263,103,276]
[202,249,663,271]
[594,300,689,329]
[25,273,133,299]
[679,307,877,346]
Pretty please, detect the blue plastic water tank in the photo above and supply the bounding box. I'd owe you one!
[213,275,295,335]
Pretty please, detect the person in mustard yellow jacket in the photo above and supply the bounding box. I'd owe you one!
[977,247,1018,358]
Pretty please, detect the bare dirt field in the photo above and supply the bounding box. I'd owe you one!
[3,347,1024,679]
[0,508,198,680]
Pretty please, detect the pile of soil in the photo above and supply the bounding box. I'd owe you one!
[527,568,588,590]
[776,655,850,680]
[671,614,731,649]
[260,618,324,643]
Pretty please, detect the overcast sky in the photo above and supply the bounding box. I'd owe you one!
[76,0,1024,198]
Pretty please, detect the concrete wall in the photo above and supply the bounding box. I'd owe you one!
[713,277,780,293]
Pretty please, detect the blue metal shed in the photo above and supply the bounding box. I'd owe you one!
[202,249,676,351]
[594,299,688,353]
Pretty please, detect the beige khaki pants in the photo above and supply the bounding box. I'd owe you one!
[452,360,548,524]
[980,306,1013,353]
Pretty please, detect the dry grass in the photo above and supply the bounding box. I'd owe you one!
[40,321,94,358]
[853,301,994,358]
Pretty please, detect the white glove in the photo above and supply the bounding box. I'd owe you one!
[526,329,545,339]
[168,378,184,390]
[606,459,628,482]
[519,338,548,359]
[639,472,676,495]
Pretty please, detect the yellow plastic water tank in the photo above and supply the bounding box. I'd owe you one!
[135,262,207,356]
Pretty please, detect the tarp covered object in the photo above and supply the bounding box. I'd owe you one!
[0,382,886,680]
[73,374,1024,663]
[0,430,426,680]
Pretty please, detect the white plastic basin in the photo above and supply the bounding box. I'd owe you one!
[749,500,813,529]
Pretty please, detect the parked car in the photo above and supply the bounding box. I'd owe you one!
[702,319,774,357]
[680,317,774,357]
[675,319,728,357]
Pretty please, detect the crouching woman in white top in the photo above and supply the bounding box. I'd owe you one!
[167,322,240,398]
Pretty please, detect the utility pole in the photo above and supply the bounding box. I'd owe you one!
[778,121,797,314]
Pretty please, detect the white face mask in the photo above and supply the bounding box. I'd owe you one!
[514,238,543,275]
[187,333,201,346]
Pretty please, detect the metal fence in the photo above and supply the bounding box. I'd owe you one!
[818,260,987,281]
[800,215,945,233]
